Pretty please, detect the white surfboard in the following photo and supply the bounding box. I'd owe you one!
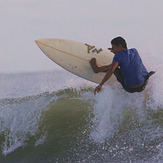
[35,38,116,85]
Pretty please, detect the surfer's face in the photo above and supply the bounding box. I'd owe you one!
[108,44,124,54]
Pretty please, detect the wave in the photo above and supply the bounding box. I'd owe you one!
[0,86,162,162]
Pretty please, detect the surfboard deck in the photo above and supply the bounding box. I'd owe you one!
[35,38,116,85]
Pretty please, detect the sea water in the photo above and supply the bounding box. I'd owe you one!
[0,65,162,162]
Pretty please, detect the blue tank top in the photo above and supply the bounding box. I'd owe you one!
[113,48,148,87]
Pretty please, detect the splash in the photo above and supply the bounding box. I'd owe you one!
[0,93,56,155]
[90,86,147,142]
[0,69,162,162]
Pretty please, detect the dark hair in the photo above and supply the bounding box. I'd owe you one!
[111,37,127,49]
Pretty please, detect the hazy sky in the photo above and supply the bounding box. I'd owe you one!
[0,0,163,73]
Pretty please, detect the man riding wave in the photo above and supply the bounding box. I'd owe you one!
[90,37,155,95]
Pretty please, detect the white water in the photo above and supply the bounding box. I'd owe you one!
[91,68,162,143]
[0,51,162,162]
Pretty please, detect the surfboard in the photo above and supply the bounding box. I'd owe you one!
[35,38,116,85]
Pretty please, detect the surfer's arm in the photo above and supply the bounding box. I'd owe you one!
[94,62,119,95]
[90,58,111,73]
[99,65,112,72]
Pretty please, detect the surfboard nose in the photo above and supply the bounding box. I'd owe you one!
[35,39,46,45]
[35,39,50,50]
[35,40,39,46]
[35,39,49,53]
[35,39,42,46]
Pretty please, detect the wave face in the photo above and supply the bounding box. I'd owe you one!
[0,71,162,163]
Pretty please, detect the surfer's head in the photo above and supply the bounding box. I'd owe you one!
[108,37,127,54]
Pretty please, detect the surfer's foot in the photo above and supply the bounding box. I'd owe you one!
[90,58,99,73]
[145,71,155,80]
[148,71,155,77]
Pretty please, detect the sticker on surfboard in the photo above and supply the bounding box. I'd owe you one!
[85,43,103,54]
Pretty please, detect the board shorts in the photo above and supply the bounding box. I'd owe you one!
[114,68,155,93]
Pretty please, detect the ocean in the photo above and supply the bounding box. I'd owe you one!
[0,69,162,163]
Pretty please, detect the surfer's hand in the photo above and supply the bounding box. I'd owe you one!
[90,58,99,73]
[94,84,102,95]
[89,58,96,63]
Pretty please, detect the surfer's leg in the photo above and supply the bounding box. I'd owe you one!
[114,70,155,93]
[125,83,147,93]
[123,72,155,93]
[114,68,135,93]
[114,68,126,87]
[145,71,155,80]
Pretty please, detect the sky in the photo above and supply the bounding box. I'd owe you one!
[0,0,163,73]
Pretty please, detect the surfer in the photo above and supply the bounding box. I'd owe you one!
[90,37,155,95]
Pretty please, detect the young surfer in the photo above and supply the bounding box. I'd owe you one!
[90,37,155,95]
